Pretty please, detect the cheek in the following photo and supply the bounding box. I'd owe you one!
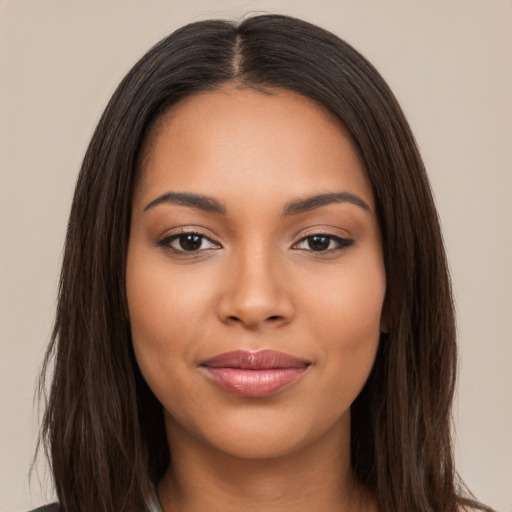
[127,244,213,344]
[125,247,211,398]
[306,252,385,332]
[301,255,385,390]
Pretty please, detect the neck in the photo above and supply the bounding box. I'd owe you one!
[157,412,376,512]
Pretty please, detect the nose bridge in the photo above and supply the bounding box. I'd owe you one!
[218,240,293,328]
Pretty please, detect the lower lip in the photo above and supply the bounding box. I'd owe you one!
[201,367,308,397]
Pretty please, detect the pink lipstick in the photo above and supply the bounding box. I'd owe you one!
[200,350,311,397]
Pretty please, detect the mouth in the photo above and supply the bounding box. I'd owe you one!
[199,349,311,397]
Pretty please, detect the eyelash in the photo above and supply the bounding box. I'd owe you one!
[294,234,353,253]
[156,231,354,255]
[156,232,220,253]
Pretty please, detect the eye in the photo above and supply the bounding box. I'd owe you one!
[294,234,353,252]
[157,232,220,252]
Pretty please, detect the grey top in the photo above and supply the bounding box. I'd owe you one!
[27,489,163,512]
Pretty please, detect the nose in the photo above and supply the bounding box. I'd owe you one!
[216,249,294,329]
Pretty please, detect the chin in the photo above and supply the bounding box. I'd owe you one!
[164,402,351,462]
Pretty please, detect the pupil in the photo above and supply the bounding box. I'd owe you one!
[308,236,330,251]
[180,234,202,251]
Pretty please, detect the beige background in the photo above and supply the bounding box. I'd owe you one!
[0,1,511,511]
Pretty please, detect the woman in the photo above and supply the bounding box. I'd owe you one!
[33,14,494,512]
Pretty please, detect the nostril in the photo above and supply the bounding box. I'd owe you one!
[226,314,282,324]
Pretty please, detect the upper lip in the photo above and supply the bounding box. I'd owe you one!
[200,350,311,369]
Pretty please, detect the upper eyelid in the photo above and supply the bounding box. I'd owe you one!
[289,222,351,239]
[160,227,218,240]
[296,232,349,241]
[293,233,352,248]
[157,230,220,248]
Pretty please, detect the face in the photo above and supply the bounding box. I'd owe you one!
[126,87,386,460]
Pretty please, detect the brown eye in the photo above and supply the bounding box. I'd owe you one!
[307,235,331,251]
[176,234,203,251]
[295,234,354,252]
[157,232,220,252]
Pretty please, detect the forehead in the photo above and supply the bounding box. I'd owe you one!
[135,86,373,209]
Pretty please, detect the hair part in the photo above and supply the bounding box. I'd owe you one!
[36,14,494,512]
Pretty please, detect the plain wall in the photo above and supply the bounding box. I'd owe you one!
[0,1,511,510]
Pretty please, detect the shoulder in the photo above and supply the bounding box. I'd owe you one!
[27,505,59,512]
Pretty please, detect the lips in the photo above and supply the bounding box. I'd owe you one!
[200,350,311,397]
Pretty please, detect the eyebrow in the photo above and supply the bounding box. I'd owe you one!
[144,192,226,213]
[282,192,371,215]
[143,190,370,215]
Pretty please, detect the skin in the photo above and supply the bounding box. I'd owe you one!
[126,86,386,512]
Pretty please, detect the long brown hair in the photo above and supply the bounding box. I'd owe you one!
[37,14,494,512]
